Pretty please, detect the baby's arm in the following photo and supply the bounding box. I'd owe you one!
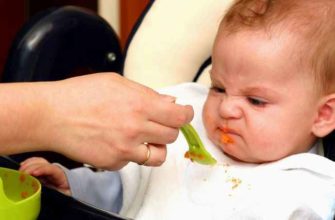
[19,157,70,195]
[20,156,123,213]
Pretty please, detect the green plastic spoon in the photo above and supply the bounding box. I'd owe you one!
[180,124,217,165]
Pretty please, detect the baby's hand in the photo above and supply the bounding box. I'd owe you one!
[19,157,71,196]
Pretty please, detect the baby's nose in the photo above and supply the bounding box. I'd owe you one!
[219,96,243,119]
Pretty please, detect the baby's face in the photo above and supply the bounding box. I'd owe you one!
[203,29,321,163]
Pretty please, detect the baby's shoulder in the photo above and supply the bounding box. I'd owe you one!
[265,153,335,179]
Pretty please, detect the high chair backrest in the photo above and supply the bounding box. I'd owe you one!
[123,0,234,89]
[3,6,122,82]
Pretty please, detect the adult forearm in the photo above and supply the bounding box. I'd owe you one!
[0,82,48,154]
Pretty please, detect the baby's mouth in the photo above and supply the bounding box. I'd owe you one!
[220,128,235,144]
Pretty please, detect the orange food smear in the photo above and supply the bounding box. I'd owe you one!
[221,133,234,144]
[19,173,26,183]
[197,154,204,160]
[189,152,196,158]
[21,191,29,199]
[184,151,199,162]
[32,180,39,192]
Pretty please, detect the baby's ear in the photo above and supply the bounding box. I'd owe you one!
[312,93,335,137]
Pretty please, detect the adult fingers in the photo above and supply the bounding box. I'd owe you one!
[138,121,180,145]
[147,100,194,128]
[129,143,167,167]
[144,144,167,166]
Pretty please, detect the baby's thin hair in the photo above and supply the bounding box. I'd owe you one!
[221,0,335,94]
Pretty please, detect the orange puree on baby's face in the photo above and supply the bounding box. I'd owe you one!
[221,132,234,144]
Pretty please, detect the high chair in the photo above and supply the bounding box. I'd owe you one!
[2,0,335,219]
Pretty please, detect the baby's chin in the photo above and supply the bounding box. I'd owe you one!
[209,137,242,161]
[219,144,245,162]
[224,150,279,164]
[223,151,265,163]
[217,142,270,164]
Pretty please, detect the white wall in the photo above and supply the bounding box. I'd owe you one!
[98,0,120,36]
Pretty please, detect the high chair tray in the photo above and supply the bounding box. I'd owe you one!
[0,156,129,220]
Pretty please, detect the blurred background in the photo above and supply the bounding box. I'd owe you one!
[0,0,150,77]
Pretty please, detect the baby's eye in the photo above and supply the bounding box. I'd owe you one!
[247,97,267,107]
[210,86,226,93]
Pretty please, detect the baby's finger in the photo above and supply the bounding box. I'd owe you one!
[20,161,42,171]
[19,163,42,175]
[32,165,60,177]
[23,165,67,190]
[33,165,67,187]
[20,157,49,167]
[20,163,54,177]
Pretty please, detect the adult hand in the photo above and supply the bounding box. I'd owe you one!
[0,73,193,170]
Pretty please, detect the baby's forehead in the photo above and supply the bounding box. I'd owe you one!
[213,31,317,88]
[217,24,313,68]
[217,27,305,60]
[219,0,334,45]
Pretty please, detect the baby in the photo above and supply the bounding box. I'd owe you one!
[20,0,335,219]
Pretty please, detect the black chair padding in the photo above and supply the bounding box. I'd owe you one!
[323,131,335,161]
[3,5,122,82]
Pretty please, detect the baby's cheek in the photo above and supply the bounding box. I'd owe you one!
[202,104,221,140]
[203,115,217,137]
[248,134,278,158]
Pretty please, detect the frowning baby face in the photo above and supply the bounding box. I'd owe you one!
[203,29,320,163]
